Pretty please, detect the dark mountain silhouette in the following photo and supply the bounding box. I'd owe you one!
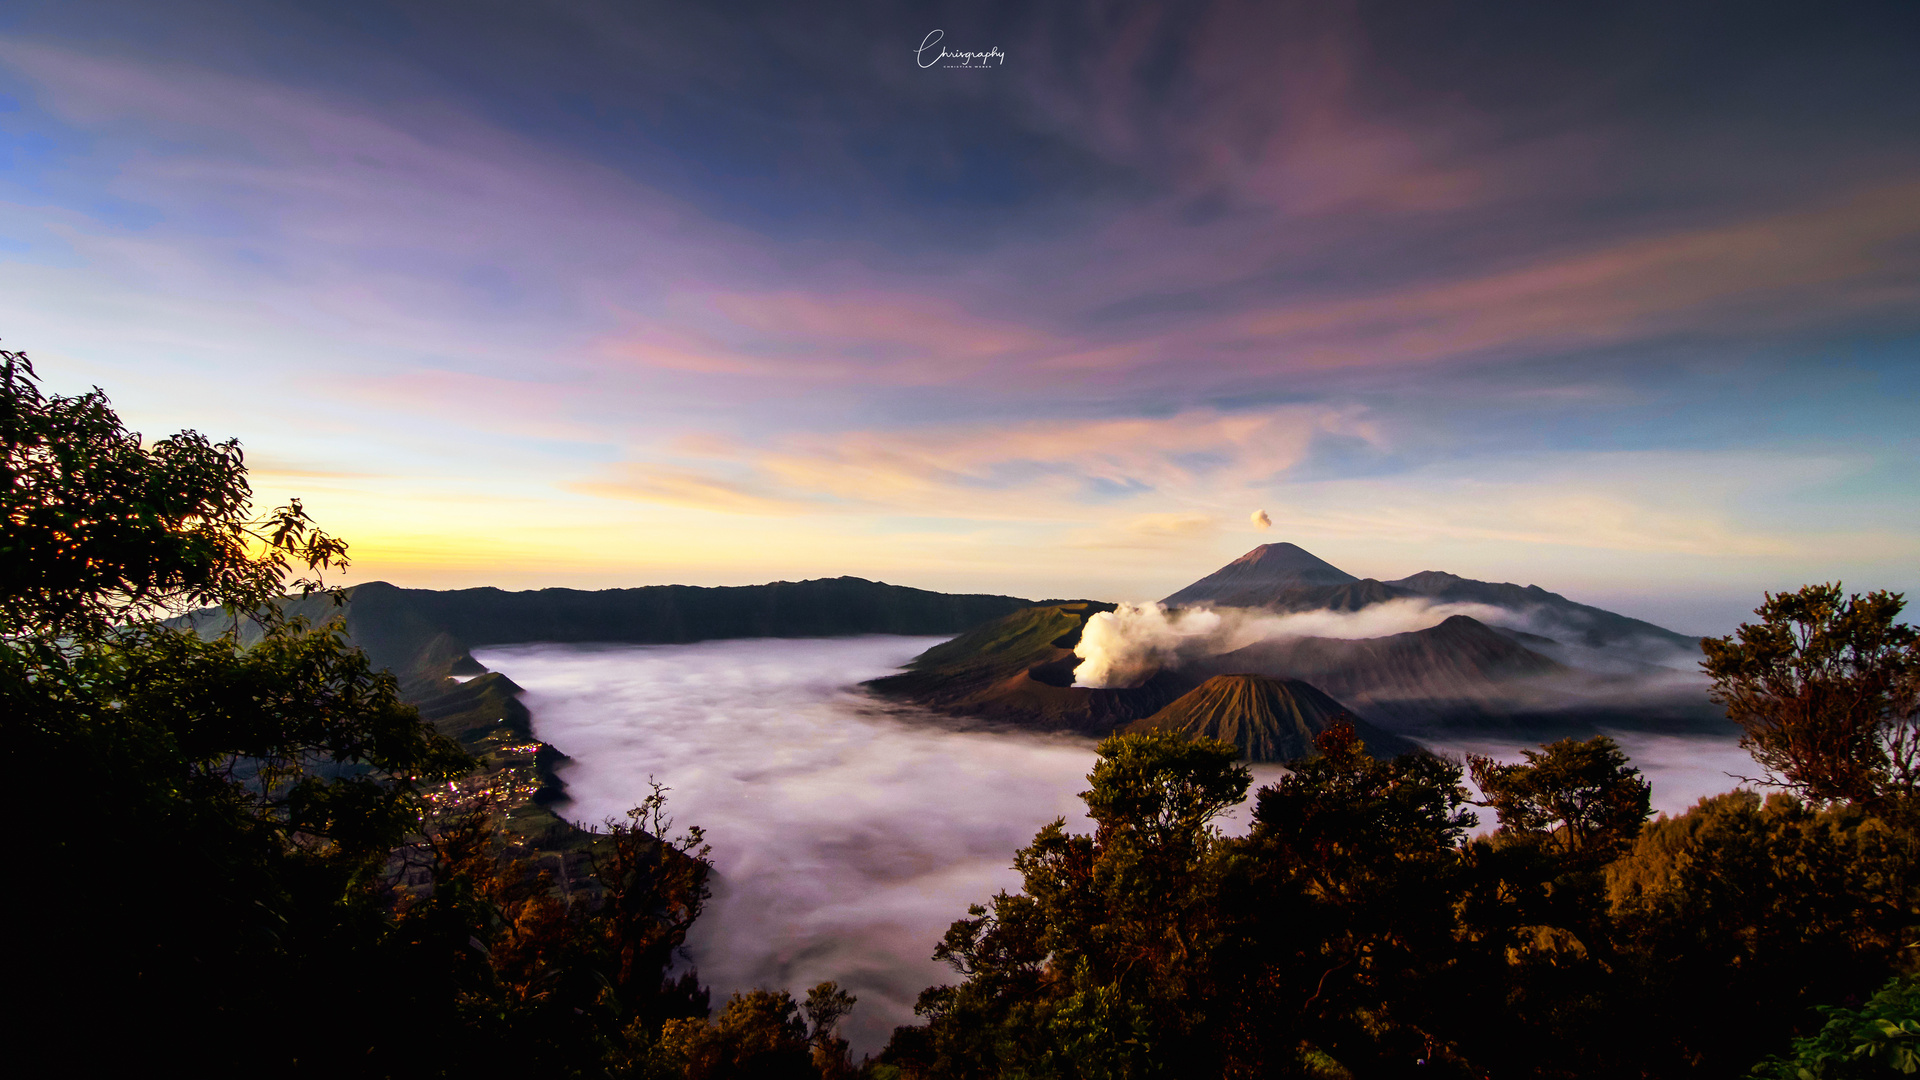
[864,602,1196,735]
[1162,542,1358,607]
[1125,674,1418,760]
[181,577,1036,693]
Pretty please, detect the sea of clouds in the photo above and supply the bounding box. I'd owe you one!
[478,636,1752,1055]
[475,636,1100,1054]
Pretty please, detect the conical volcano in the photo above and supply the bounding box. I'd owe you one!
[1126,674,1417,761]
[1162,542,1358,607]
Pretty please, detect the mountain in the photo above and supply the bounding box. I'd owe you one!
[1125,674,1419,760]
[1166,544,1698,658]
[180,577,1036,693]
[1383,570,1696,653]
[175,577,1038,817]
[864,602,1196,734]
[1162,542,1358,607]
[1199,614,1568,724]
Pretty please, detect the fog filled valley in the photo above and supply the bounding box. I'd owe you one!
[478,636,1094,1052]
[482,634,1756,1052]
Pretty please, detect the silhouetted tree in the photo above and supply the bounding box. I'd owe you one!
[1703,584,1920,807]
[1469,735,1652,865]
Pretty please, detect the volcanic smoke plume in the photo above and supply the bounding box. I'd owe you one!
[1071,599,1512,688]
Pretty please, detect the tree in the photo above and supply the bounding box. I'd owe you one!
[659,983,856,1080]
[1468,736,1652,864]
[2,347,477,1071]
[1702,584,1920,807]
[908,730,1250,1079]
[1235,720,1487,1076]
[3,343,729,1075]
[0,346,345,637]
[1607,792,1920,1076]
[1753,976,1920,1080]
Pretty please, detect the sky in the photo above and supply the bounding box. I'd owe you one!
[1,0,1916,636]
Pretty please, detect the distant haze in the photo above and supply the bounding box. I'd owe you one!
[478,636,1754,1054]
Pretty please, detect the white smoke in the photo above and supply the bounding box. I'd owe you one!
[1250,509,1272,530]
[1072,599,1514,688]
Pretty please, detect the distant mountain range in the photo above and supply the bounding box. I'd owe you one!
[183,577,1035,693]
[867,542,1728,753]
[1165,541,1695,655]
[177,577,1036,800]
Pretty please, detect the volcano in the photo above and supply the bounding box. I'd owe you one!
[1165,544,1697,656]
[1125,674,1418,760]
[1162,542,1358,607]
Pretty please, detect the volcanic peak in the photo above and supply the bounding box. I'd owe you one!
[1127,673,1417,761]
[1163,542,1358,606]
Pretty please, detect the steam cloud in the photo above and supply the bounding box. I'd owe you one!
[1250,509,1272,530]
[1072,599,1512,688]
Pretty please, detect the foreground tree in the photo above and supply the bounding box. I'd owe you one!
[1702,584,1920,807]
[905,729,1250,1079]
[2,347,745,1077]
[0,346,346,637]
[2,347,478,1070]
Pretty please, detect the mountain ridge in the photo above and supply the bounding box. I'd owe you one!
[1167,544,1697,654]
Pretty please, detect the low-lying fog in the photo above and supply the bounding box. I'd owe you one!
[477,637,1754,1055]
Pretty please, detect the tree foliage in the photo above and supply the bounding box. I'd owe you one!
[890,713,1920,1079]
[1469,735,1652,864]
[1,349,738,1076]
[1754,977,1920,1080]
[1703,583,1920,807]
[0,346,347,637]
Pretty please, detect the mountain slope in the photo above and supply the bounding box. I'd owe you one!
[865,602,1196,734]
[1165,543,1696,658]
[1162,542,1358,607]
[1125,674,1418,760]
[180,577,1036,692]
[1201,614,1568,723]
[1385,570,1696,652]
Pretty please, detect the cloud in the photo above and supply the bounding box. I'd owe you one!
[1251,509,1272,530]
[592,289,1058,384]
[1068,512,1221,552]
[575,405,1371,521]
[571,464,818,516]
